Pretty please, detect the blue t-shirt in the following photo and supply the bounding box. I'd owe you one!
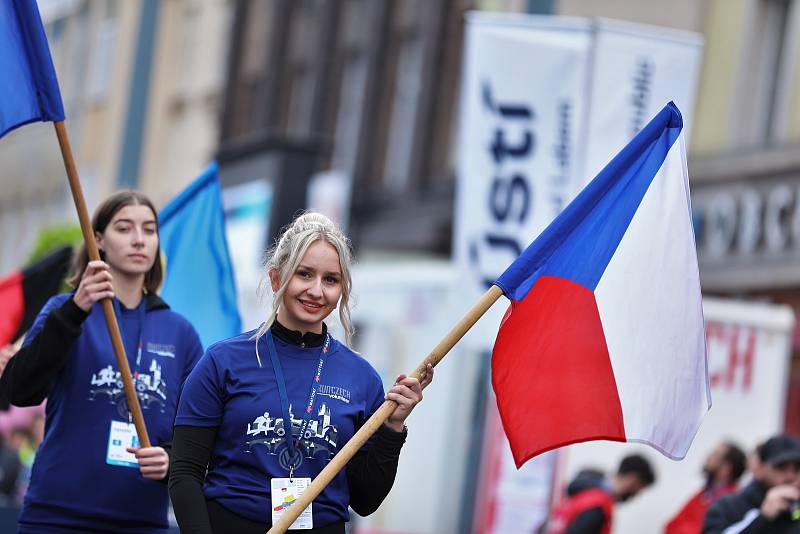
[175,329,386,526]
[18,294,203,534]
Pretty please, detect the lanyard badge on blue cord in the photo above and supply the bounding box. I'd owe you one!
[266,330,331,480]
[112,298,146,422]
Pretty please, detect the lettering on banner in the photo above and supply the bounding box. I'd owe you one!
[469,81,535,288]
[550,100,572,214]
[706,322,756,394]
[630,58,654,137]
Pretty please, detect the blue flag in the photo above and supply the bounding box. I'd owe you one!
[0,1,65,137]
[160,163,241,349]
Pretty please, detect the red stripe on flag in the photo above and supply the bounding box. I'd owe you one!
[492,275,626,468]
[0,271,24,347]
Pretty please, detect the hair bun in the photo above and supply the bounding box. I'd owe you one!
[293,212,335,231]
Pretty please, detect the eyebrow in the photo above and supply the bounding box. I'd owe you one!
[112,218,157,225]
[298,264,341,276]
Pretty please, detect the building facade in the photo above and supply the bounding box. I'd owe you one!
[0,0,233,272]
[218,0,471,254]
[686,0,800,433]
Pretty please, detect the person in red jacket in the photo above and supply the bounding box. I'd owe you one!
[545,454,656,534]
[665,441,747,534]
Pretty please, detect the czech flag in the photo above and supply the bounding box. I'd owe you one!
[0,246,73,347]
[492,103,708,468]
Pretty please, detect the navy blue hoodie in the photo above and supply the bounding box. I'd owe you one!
[3,293,202,533]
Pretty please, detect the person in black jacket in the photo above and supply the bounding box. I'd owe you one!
[703,434,800,533]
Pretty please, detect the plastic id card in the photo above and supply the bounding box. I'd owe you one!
[271,477,313,529]
[106,420,140,468]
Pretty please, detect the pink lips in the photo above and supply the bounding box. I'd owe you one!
[299,300,324,314]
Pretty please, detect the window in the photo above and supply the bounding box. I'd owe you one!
[87,0,119,105]
[382,36,424,193]
[737,0,796,146]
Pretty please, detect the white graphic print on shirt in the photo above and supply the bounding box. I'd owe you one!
[88,359,167,418]
[245,403,339,470]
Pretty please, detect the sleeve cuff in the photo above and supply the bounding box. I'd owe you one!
[376,423,407,450]
[55,297,90,329]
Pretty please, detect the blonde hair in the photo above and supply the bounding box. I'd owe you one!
[254,212,354,356]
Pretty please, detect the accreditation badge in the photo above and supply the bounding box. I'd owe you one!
[106,420,140,468]
[271,477,313,529]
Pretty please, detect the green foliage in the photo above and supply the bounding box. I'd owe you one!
[26,225,82,292]
[25,225,82,266]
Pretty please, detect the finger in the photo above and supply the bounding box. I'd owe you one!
[139,463,167,472]
[385,392,415,408]
[395,375,420,387]
[83,287,115,301]
[84,262,109,279]
[393,374,407,385]
[84,271,113,285]
[87,260,110,271]
[388,383,419,400]
[137,457,167,467]
[387,386,421,405]
[395,377,422,395]
[135,452,162,461]
[134,449,164,460]
[126,447,140,454]
[133,447,162,457]
[420,364,434,387]
[85,290,114,303]
[140,467,167,478]
[84,281,114,294]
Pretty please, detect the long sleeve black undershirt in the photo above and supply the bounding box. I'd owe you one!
[0,296,173,482]
[0,297,87,406]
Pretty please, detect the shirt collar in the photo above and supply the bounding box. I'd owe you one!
[271,320,327,347]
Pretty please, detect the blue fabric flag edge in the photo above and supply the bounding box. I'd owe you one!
[495,102,683,301]
[0,1,65,138]
[159,162,242,349]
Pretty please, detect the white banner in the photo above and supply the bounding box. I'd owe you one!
[580,19,704,190]
[454,13,592,324]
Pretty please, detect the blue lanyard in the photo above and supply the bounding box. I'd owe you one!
[112,298,146,375]
[265,330,331,476]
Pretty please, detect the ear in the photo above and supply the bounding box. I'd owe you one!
[95,231,104,251]
[269,268,280,292]
[719,462,732,481]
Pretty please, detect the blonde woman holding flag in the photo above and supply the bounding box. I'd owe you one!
[170,212,432,533]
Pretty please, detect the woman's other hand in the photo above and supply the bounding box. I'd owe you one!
[384,363,434,432]
[127,445,169,481]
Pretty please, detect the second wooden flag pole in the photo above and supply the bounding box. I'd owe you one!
[54,121,151,448]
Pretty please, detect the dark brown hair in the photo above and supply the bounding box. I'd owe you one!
[67,191,163,293]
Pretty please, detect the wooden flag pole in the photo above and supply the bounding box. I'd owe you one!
[53,121,151,448]
[267,284,504,534]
